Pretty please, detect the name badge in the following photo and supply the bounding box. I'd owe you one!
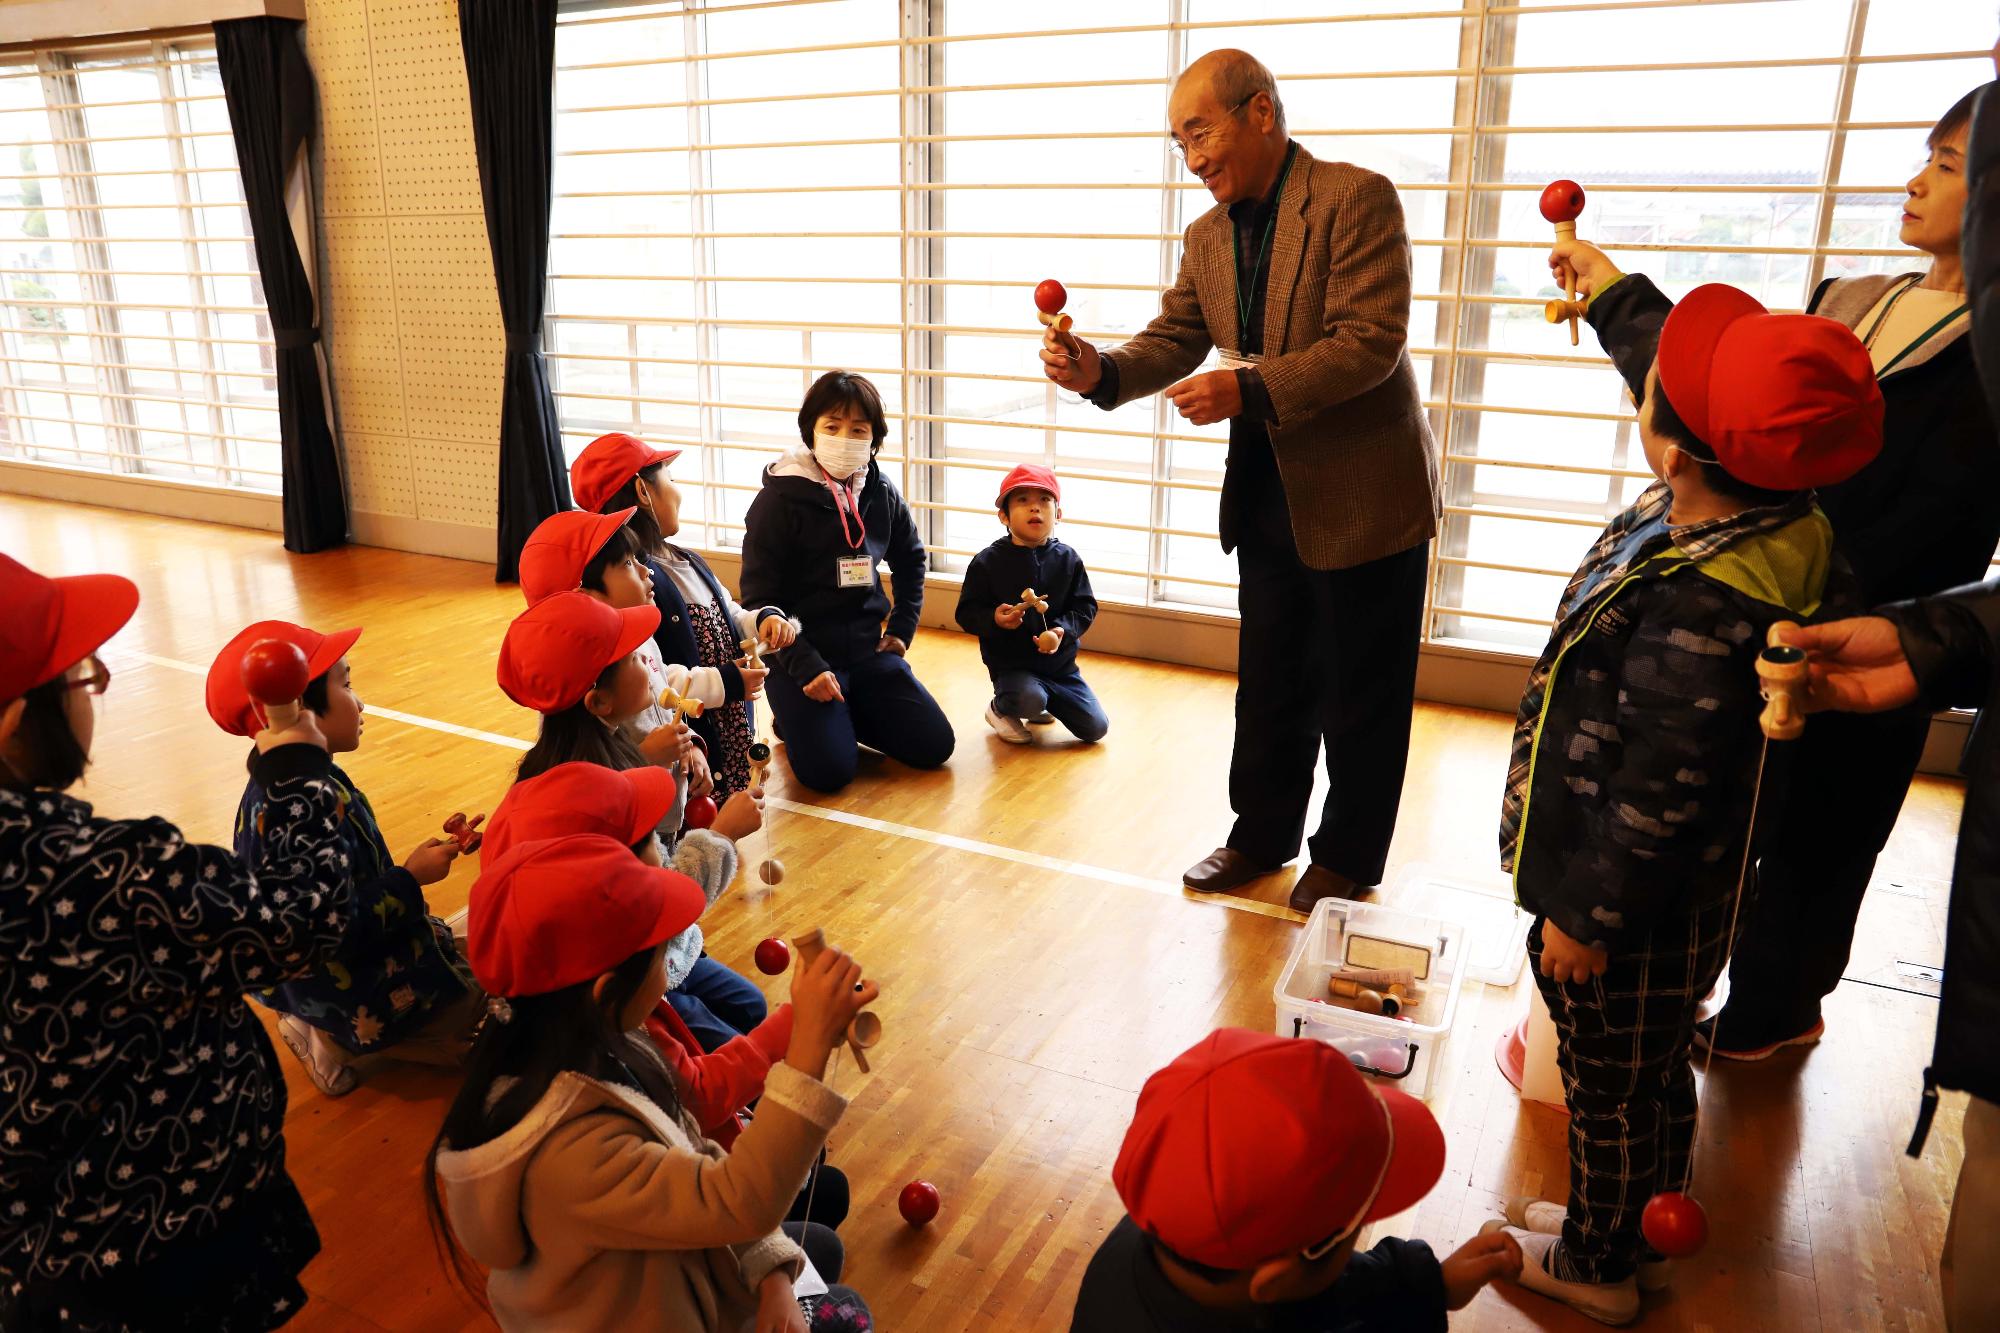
[836,556,874,588]
[1219,349,1262,373]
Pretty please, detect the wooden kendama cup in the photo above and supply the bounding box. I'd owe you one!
[1757,622,1810,741]
[791,927,881,1073]
[657,682,705,722]
[1019,587,1049,616]
[747,740,783,884]
[1540,179,1588,346]
[737,637,768,672]
[443,811,486,854]
[241,638,311,731]
[1034,278,1072,337]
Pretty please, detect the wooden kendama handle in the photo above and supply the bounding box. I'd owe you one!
[1757,622,1810,741]
[790,927,879,1073]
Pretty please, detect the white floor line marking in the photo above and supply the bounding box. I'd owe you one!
[116,648,1298,924]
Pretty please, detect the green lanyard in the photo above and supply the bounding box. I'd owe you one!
[1860,273,1968,378]
[1231,145,1298,341]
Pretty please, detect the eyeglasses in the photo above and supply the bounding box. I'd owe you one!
[62,655,111,697]
[1169,94,1254,163]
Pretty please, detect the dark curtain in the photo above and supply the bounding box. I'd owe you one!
[213,17,347,554]
[457,0,570,582]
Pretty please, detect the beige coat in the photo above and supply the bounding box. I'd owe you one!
[1104,145,1440,570]
[435,1061,844,1332]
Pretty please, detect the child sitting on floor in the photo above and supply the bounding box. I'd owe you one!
[955,463,1108,744]
[426,833,878,1331]
[1487,241,1884,1324]
[207,619,482,1097]
[1068,1028,1520,1331]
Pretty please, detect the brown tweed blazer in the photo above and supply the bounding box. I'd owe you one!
[1103,145,1440,571]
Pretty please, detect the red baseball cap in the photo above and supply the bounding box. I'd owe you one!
[996,463,1061,508]
[467,832,706,998]
[0,554,139,704]
[1113,1028,1445,1271]
[497,590,660,714]
[483,760,678,863]
[571,432,681,514]
[1655,284,1884,492]
[204,620,364,737]
[520,507,639,604]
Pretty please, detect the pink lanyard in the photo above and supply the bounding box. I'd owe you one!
[824,476,866,551]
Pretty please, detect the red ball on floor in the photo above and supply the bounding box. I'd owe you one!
[899,1179,941,1227]
[1640,1192,1707,1257]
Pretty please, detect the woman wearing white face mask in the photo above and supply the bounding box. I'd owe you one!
[739,371,956,792]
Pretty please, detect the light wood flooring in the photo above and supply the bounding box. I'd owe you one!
[0,493,1971,1332]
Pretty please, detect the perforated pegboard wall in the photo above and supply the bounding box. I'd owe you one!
[303,0,504,546]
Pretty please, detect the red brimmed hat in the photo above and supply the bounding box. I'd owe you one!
[483,760,678,863]
[205,620,363,738]
[1112,1028,1446,1271]
[570,432,681,514]
[0,554,139,703]
[520,507,639,604]
[496,590,660,714]
[467,833,706,998]
[1656,284,1883,492]
[996,463,1061,508]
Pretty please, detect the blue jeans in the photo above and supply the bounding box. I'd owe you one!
[991,664,1109,742]
[667,955,768,1053]
[765,650,956,792]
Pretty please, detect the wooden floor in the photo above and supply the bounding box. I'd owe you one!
[1,492,1971,1332]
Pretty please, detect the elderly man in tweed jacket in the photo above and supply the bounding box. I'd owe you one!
[1042,49,1440,911]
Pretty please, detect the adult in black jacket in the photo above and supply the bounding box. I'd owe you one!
[738,371,955,792]
[1704,88,2000,1060]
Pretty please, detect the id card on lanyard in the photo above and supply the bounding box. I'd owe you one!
[825,476,873,588]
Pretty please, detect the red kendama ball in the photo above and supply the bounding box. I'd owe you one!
[683,794,717,830]
[753,937,790,976]
[1640,1192,1708,1257]
[240,639,310,704]
[1034,278,1067,315]
[898,1179,941,1227]
[1539,179,1586,225]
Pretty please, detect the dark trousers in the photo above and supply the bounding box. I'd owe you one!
[765,649,956,792]
[1531,901,1733,1283]
[1226,536,1427,884]
[991,663,1109,741]
[666,955,768,1053]
[1718,706,1931,1046]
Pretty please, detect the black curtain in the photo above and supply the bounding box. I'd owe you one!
[458,0,570,582]
[214,18,347,554]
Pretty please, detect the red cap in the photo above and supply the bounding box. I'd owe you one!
[1113,1028,1445,1271]
[520,507,638,604]
[570,432,681,514]
[205,620,364,737]
[497,591,660,714]
[467,833,706,998]
[996,463,1061,508]
[0,554,139,703]
[483,760,678,863]
[1656,284,1884,492]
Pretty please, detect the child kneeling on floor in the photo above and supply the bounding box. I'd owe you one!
[1069,1028,1521,1331]
[208,619,482,1097]
[955,463,1108,744]
[1489,244,1884,1325]
[426,832,878,1331]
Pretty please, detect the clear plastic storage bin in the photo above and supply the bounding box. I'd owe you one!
[1274,897,1468,1099]
[1384,863,1528,988]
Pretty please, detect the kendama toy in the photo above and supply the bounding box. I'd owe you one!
[1015,586,1064,654]
[1757,623,1809,741]
[1327,976,1405,1018]
[1034,278,1071,336]
[899,1179,941,1227]
[657,682,705,722]
[792,927,881,1073]
[1540,179,1588,345]
[442,811,485,854]
[241,638,310,732]
[753,937,791,976]
[747,740,784,884]
[738,636,768,673]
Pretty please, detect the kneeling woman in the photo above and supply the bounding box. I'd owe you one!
[740,370,955,791]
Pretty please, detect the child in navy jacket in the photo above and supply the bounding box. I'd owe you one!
[955,464,1108,744]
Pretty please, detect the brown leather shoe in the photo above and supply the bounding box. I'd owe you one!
[1182,847,1278,894]
[1288,864,1373,913]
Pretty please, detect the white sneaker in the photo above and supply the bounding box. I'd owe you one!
[1481,1222,1640,1326]
[277,1015,358,1097]
[985,703,1031,744]
[1503,1197,1673,1292]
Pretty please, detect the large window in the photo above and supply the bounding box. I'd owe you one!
[0,38,279,492]
[549,0,1994,649]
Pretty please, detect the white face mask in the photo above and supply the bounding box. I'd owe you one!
[812,431,873,480]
